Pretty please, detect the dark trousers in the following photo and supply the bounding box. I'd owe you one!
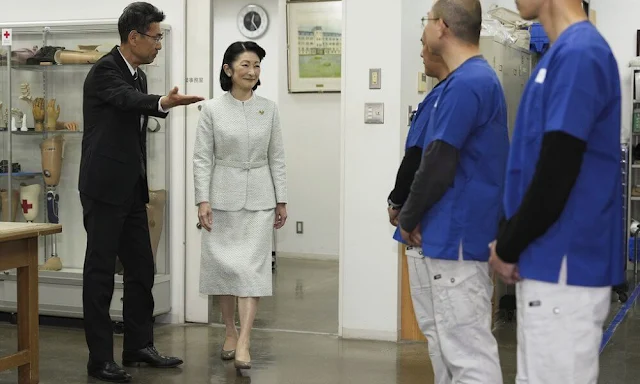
[81,177,155,362]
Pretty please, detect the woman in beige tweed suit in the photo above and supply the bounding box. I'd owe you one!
[193,41,288,370]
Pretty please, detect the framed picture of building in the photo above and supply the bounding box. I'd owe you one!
[286,0,342,93]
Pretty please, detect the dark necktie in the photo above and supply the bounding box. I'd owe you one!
[133,71,146,178]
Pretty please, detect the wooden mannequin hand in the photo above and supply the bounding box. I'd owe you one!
[45,99,60,131]
[32,97,45,131]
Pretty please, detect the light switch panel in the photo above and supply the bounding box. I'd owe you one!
[365,103,384,124]
[369,68,381,89]
[417,72,428,93]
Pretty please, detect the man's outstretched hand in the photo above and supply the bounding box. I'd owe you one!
[160,86,204,110]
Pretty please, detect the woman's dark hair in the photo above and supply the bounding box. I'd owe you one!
[118,2,166,43]
[220,41,267,92]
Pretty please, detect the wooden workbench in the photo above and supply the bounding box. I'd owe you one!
[0,222,62,384]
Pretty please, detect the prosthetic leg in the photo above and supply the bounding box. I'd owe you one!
[39,134,64,271]
[19,184,41,222]
[0,189,19,222]
[147,189,166,274]
[115,189,166,276]
[0,102,6,131]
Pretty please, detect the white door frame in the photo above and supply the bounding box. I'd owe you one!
[184,0,213,323]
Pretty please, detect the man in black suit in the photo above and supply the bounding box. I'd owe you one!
[79,2,203,382]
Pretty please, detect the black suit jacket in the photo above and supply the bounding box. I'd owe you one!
[79,46,168,206]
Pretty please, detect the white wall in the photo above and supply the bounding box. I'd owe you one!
[0,0,188,323]
[337,0,519,341]
[275,0,341,259]
[340,0,428,341]
[210,0,341,259]
[212,0,279,102]
[184,0,211,323]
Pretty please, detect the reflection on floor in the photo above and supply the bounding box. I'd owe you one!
[1,308,639,384]
[0,323,437,384]
[0,262,639,383]
[209,257,339,334]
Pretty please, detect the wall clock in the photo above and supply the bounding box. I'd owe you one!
[237,4,269,39]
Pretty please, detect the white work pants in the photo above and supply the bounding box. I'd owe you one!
[407,247,503,384]
[515,258,610,384]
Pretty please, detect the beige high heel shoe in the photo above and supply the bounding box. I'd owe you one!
[221,349,235,360]
[234,359,251,370]
[234,345,251,369]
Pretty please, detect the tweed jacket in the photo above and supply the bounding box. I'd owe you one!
[193,92,287,211]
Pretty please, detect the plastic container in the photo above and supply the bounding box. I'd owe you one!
[529,23,549,54]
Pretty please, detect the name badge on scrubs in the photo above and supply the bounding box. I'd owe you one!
[535,68,547,84]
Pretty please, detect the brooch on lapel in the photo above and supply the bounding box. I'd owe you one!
[259,110,264,115]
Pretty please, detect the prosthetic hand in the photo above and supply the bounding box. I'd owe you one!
[55,121,78,131]
[20,83,34,106]
[32,97,45,132]
[20,184,41,223]
[11,108,24,130]
[45,99,60,131]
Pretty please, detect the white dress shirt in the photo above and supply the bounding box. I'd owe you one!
[117,47,168,124]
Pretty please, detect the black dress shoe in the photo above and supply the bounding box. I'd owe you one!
[87,360,132,383]
[122,345,183,368]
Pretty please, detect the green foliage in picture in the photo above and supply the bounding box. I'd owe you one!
[299,54,341,78]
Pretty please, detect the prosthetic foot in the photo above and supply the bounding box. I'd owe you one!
[39,256,62,271]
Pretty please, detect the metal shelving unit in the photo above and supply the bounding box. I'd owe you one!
[0,20,173,322]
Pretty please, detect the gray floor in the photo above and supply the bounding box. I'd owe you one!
[209,258,339,334]
[0,258,638,384]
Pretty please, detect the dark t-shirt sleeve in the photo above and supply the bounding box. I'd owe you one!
[496,131,586,263]
[398,140,459,232]
[388,146,422,206]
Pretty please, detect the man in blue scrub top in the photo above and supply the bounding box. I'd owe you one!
[489,1,623,383]
[397,0,508,382]
[387,27,449,225]
[388,24,450,384]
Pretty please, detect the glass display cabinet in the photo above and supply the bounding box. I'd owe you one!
[0,20,173,321]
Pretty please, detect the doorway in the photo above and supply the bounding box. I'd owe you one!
[185,0,341,336]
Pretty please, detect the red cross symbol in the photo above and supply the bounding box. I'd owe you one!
[21,199,32,214]
[2,31,9,39]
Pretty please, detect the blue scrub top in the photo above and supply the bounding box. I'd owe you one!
[504,21,623,287]
[410,56,509,261]
[393,81,444,244]
[405,80,445,149]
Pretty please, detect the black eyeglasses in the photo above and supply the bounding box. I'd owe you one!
[421,17,449,28]
[137,31,163,43]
